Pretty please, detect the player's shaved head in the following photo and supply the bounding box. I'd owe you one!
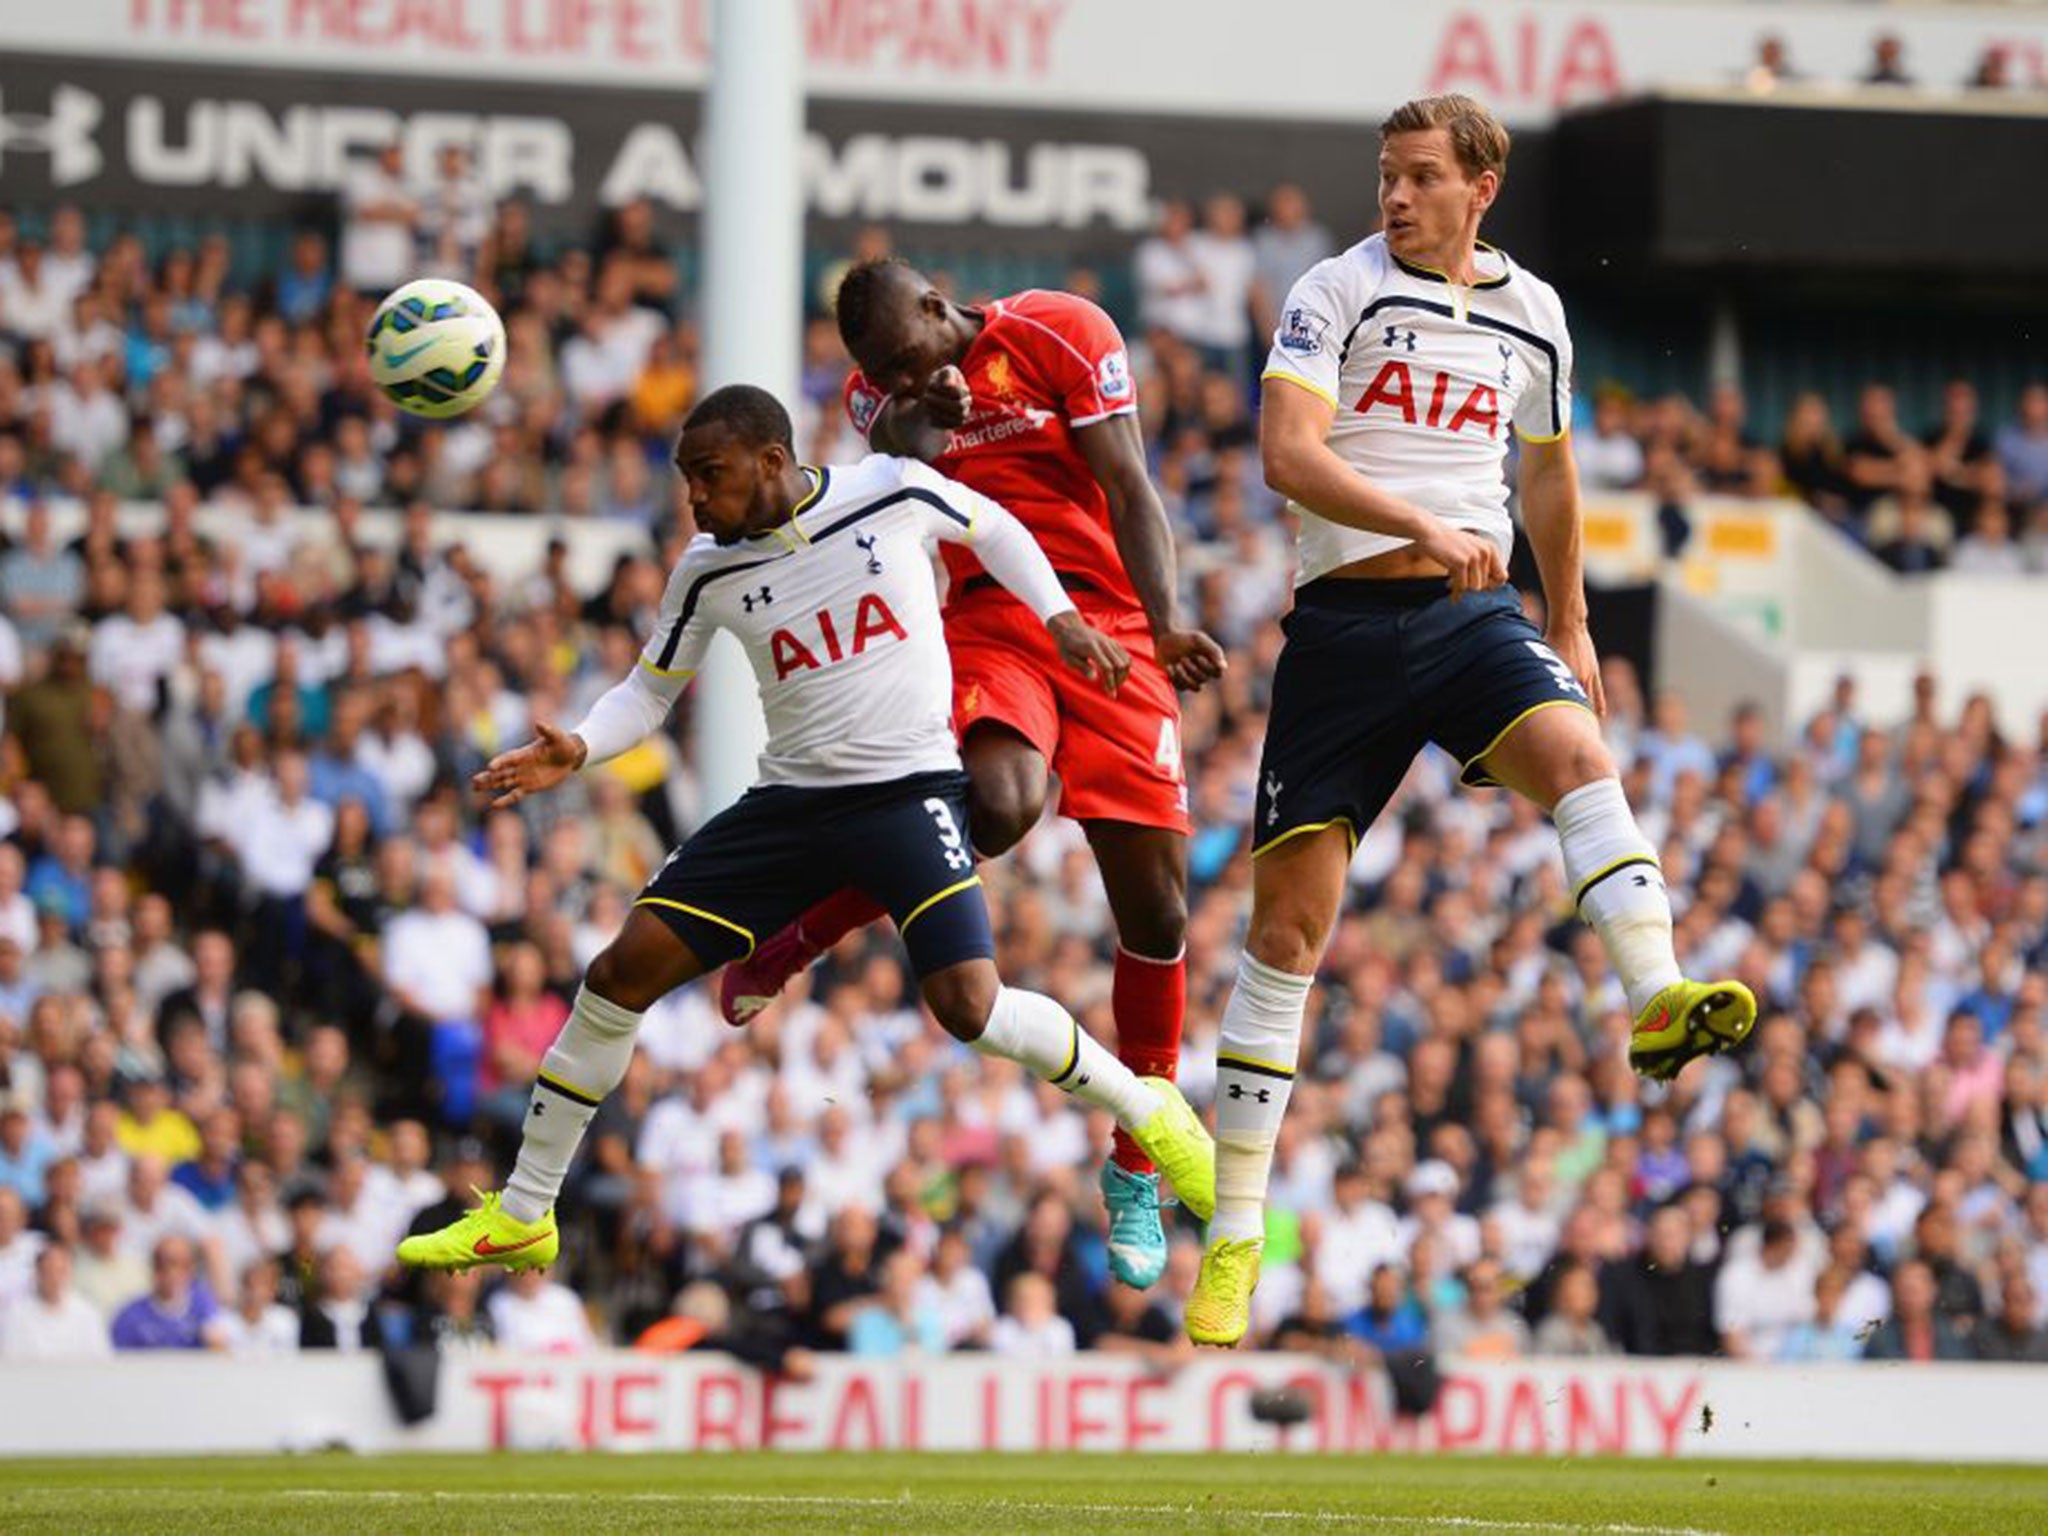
[835,259,928,351]
[682,384,795,453]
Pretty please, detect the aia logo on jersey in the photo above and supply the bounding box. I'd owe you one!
[1096,349,1132,402]
[848,386,882,437]
[1354,360,1500,439]
[770,594,908,680]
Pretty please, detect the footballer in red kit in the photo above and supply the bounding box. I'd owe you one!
[844,289,1188,832]
[720,262,1228,1290]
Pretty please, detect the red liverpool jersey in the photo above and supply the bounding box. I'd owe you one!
[845,289,1142,614]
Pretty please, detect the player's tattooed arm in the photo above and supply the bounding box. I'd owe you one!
[871,366,973,461]
[1517,434,1606,716]
[1076,412,1227,692]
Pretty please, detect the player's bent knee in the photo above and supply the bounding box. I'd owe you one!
[1245,894,1335,976]
[584,913,704,1013]
[965,785,1042,857]
[920,960,1000,1041]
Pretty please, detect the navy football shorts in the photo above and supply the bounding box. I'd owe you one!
[1251,578,1594,856]
[633,768,993,976]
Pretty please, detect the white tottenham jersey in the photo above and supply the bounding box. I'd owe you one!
[1261,232,1573,584]
[636,456,1062,789]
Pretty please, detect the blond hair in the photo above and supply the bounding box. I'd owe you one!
[1380,94,1511,183]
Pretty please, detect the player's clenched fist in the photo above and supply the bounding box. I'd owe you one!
[472,719,587,808]
[1155,627,1229,693]
[1048,611,1131,696]
[1418,521,1508,599]
[921,365,973,428]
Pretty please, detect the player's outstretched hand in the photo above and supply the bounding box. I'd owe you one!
[1545,622,1608,717]
[921,365,973,429]
[1418,522,1507,599]
[1048,612,1131,696]
[472,720,587,808]
[1155,627,1229,692]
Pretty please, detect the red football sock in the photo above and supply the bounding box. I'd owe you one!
[1110,945,1187,1175]
[796,888,889,952]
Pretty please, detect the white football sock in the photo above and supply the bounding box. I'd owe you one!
[1554,777,1683,1016]
[502,986,643,1224]
[971,985,1161,1128]
[1211,953,1311,1244]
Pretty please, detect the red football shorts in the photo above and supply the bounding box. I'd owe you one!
[947,596,1190,834]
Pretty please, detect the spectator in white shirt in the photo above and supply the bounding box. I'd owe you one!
[989,1272,1076,1360]
[0,844,35,955]
[1489,1159,1564,1284]
[340,142,419,296]
[1,1243,110,1359]
[1715,1218,1820,1359]
[41,207,95,305]
[918,1227,996,1349]
[1134,199,1208,344]
[49,358,128,474]
[216,1255,300,1356]
[0,1186,46,1313]
[90,567,184,717]
[1398,1158,1483,1272]
[1950,500,2028,576]
[1184,193,1257,375]
[1314,1162,1403,1312]
[488,1265,594,1353]
[418,144,492,279]
[118,1155,210,1262]
[1580,390,1647,490]
[381,867,493,1029]
[0,243,71,341]
[318,1153,403,1281]
[236,749,335,902]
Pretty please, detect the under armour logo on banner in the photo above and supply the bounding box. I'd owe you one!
[0,86,104,187]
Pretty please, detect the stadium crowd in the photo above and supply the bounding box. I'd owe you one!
[1,186,2046,1374]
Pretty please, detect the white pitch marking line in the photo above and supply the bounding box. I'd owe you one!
[252,1486,1727,1536]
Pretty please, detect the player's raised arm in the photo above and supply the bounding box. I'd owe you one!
[1074,413,1227,692]
[471,559,705,808]
[1260,375,1505,597]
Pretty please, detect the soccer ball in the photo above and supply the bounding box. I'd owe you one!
[366,278,506,419]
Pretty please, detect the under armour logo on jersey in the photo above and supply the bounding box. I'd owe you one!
[855,534,882,574]
[0,86,104,186]
[741,585,773,613]
[530,1101,545,1117]
[1383,325,1417,352]
[1226,1083,1273,1104]
[1498,342,1514,385]
[1263,771,1282,825]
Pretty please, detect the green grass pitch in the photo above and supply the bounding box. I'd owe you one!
[3,1452,2045,1533]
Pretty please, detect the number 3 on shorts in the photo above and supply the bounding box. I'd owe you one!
[923,798,973,872]
[1524,640,1587,701]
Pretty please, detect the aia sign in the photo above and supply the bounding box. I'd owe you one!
[770,594,908,680]
[1354,361,1500,438]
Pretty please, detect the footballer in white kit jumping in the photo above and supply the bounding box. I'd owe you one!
[397,385,1213,1272]
[1186,95,1757,1346]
